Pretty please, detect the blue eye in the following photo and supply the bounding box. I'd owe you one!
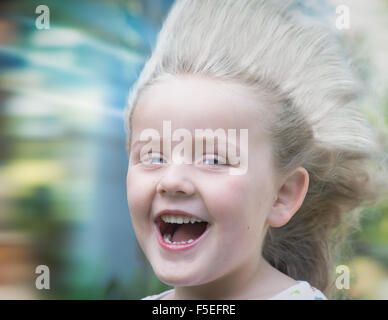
[202,154,228,166]
[150,157,165,164]
[141,153,166,165]
[204,158,219,165]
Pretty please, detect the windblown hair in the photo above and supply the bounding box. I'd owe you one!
[124,0,388,298]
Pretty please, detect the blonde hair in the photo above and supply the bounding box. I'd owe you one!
[124,0,388,298]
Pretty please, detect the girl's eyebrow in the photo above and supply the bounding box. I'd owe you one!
[131,140,146,149]
[131,137,240,153]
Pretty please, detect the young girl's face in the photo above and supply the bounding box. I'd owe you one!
[126,75,279,287]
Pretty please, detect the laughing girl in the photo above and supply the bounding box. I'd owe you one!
[124,0,387,300]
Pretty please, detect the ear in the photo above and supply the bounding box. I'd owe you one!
[266,167,309,228]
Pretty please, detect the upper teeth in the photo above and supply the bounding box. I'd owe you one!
[161,215,204,224]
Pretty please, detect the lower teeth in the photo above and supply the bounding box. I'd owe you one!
[163,233,194,244]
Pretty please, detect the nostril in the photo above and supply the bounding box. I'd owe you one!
[156,178,195,196]
[157,187,188,196]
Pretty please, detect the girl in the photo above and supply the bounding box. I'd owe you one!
[124,0,387,300]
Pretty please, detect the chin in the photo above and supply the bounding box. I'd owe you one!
[155,269,193,286]
[153,265,205,287]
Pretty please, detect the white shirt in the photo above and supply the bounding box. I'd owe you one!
[142,280,328,300]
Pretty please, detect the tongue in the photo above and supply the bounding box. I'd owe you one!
[172,222,207,243]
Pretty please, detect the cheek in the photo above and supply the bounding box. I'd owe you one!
[126,168,154,222]
[207,176,269,234]
[126,168,138,208]
[207,177,250,221]
[206,178,265,265]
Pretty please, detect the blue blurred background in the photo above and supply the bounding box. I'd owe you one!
[0,0,387,299]
[0,0,175,299]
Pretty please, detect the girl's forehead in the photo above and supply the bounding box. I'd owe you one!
[130,110,269,156]
[138,75,263,110]
[132,76,269,135]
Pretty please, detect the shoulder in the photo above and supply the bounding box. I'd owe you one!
[141,289,174,300]
[268,280,328,300]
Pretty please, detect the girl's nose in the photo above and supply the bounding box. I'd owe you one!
[156,165,195,197]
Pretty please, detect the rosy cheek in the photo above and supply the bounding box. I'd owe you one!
[217,178,248,204]
[206,177,249,221]
[127,169,151,192]
[126,171,151,218]
[126,170,136,201]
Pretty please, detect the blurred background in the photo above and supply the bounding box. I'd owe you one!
[0,0,387,299]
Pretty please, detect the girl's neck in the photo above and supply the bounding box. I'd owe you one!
[168,258,297,300]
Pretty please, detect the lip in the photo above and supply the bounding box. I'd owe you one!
[154,221,211,252]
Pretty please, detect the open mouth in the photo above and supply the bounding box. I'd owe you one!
[155,214,209,245]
